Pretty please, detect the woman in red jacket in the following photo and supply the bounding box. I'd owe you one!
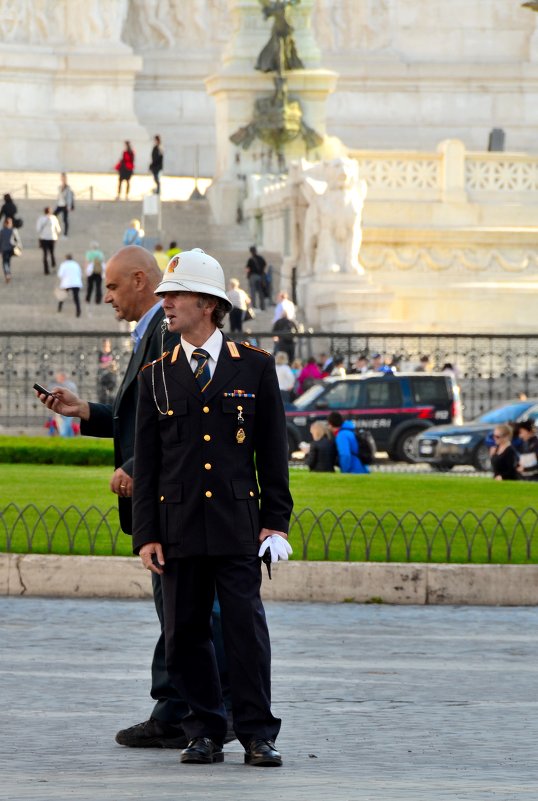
[115,141,135,200]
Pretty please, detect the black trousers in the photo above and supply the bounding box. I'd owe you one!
[162,554,280,747]
[86,273,102,304]
[40,239,56,274]
[229,307,243,332]
[150,572,232,723]
[58,287,81,317]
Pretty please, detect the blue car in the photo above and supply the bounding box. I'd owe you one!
[415,399,538,471]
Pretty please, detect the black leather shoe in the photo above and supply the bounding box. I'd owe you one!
[180,737,224,764]
[115,717,188,749]
[244,739,282,767]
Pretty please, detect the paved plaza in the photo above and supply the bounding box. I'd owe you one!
[1,597,537,801]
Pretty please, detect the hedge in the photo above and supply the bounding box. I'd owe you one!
[0,436,114,466]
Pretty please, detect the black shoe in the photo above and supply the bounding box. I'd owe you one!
[115,717,188,749]
[244,739,282,767]
[180,737,224,764]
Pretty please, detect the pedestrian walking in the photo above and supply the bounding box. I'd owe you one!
[149,135,164,195]
[57,254,83,317]
[115,141,135,200]
[0,217,21,284]
[245,245,266,310]
[36,207,61,275]
[54,173,75,236]
[226,277,251,333]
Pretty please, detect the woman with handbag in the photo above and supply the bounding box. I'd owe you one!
[0,217,22,284]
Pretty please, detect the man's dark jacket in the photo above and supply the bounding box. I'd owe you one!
[81,308,179,534]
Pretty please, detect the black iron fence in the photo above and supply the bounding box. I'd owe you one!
[2,503,537,563]
[2,331,538,426]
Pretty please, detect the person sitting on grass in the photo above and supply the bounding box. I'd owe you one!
[305,421,336,473]
[327,411,369,475]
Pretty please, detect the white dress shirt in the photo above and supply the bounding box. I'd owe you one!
[181,328,223,379]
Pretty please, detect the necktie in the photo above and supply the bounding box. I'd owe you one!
[192,349,211,392]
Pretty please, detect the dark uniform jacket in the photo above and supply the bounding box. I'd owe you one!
[132,336,293,557]
[81,308,179,534]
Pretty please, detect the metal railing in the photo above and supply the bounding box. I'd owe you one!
[1,503,537,563]
[3,331,538,426]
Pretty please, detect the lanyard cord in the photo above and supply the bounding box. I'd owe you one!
[151,319,171,415]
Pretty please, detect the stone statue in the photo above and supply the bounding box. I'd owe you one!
[299,158,367,275]
[230,75,323,166]
[255,0,305,74]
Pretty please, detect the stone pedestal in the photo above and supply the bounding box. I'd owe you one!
[297,274,392,332]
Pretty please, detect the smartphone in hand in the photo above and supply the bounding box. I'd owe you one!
[33,382,53,398]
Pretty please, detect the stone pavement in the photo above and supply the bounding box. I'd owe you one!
[1,598,537,801]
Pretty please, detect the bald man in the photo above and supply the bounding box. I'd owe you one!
[35,246,232,749]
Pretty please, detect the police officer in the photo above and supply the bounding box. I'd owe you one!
[133,248,293,767]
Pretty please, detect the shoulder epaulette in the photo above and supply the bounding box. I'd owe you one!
[140,351,169,372]
[240,341,271,357]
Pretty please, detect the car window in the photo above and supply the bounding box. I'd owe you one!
[362,380,402,408]
[292,384,325,410]
[324,381,361,409]
[410,377,450,404]
[524,405,538,422]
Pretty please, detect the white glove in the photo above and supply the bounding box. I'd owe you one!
[258,534,293,563]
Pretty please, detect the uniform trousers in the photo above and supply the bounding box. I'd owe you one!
[162,553,280,748]
[150,572,231,722]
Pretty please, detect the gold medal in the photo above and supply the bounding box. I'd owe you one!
[236,428,246,444]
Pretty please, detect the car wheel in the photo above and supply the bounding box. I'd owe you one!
[395,428,422,462]
[430,463,455,472]
[472,442,491,472]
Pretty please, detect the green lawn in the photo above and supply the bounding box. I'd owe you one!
[1,464,537,563]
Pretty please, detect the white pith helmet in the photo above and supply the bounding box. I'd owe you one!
[155,248,232,310]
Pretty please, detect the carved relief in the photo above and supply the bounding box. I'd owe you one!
[0,0,128,45]
[312,0,390,52]
[361,245,538,274]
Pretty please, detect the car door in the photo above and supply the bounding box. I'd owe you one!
[355,378,404,450]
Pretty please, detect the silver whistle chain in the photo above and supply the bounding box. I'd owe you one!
[151,319,171,415]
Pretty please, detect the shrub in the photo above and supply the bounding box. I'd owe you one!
[0,436,114,466]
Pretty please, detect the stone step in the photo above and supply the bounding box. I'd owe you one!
[0,198,278,334]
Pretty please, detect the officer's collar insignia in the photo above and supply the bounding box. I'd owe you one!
[226,341,241,358]
[171,344,181,363]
